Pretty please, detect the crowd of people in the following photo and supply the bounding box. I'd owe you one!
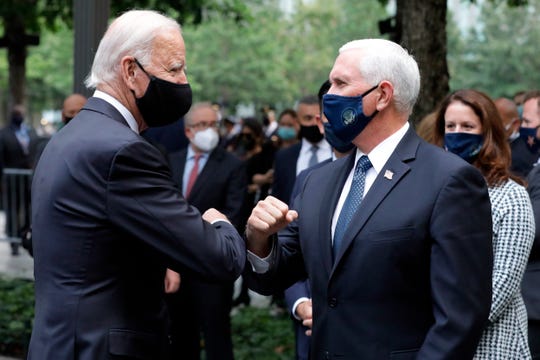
[2,8,540,360]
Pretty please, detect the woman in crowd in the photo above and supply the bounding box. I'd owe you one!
[433,89,535,359]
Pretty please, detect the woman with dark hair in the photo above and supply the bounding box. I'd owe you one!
[433,89,535,359]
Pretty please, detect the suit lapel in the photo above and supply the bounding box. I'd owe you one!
[317,154,355,277]
[188,148,222,201]
[330,128,420,273]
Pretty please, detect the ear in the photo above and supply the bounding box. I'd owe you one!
[121,56,139,93]
[375,80,394,111]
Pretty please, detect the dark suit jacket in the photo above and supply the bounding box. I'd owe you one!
[524,166,540,320]
[271,143,301,204]
[28,97,246,360]
[246,128,493,360]
[168,146,247,231]
[284,158,332,360]
[0,124,41,170]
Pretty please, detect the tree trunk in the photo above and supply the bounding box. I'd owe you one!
[5,15,28,109]
[396,0,449,126]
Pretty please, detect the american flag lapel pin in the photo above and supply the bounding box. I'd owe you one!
[384,169,394,180]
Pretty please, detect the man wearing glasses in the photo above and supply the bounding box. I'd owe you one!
[166,102,247,360]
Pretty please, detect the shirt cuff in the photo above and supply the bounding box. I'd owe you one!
[246,235,276,274]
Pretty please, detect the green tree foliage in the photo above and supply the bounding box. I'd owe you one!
[448,0,540,98]
[184,0,386,111]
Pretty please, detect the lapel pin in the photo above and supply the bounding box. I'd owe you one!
[384,169,394,180]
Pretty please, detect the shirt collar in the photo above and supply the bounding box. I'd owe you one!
[300,137,331,154]
[187,145,209,160]
[356,122,410,174]
[93,90,139,134]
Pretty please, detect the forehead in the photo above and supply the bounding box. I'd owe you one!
[329,50,362,81]
[150,30,185,64]
[444,102,479,121]
[191,107,217,121]
[297,103,319,115]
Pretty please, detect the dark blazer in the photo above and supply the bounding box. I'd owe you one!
[271,143,301,204]
[284,158,332,360]
[168,146,247,229]
[28,97,246,360]
[524,165,540,320]
[0,124,41,170]
[246,128,493,360]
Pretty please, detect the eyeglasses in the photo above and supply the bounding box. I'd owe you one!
[189,121,219,130]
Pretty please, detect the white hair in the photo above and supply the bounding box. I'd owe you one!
[339,39,420,115]
[85,10,181,89]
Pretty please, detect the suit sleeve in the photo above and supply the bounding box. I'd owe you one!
[284,279,310,316]
[106,140,246,282]
[418,165,493,359]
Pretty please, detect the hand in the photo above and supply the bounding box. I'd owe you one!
[164,269,181,293]
[245,196,298,257]
[296,299,313,336]
[202,208,230,224]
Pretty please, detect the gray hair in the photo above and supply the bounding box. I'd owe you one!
[339,39,420,115]
[184,102,216,127]
[85,10,181,89]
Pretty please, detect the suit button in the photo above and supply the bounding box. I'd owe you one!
[328,297,338,307]
[324,351,330,359]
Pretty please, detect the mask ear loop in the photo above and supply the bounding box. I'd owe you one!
[133,58,152,80]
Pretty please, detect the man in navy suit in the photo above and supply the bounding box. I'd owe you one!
[271,95,332,204]
[244,39,493,359]
[28,10,245,360]
[165,102,247,360]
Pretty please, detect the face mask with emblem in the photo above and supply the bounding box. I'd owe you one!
[322,84,379,143]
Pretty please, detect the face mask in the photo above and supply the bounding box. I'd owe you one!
[444,132,483,163]
[11,114,23,126]
[519,127,540,154]
[323,122,355,153]
[299,124,324,143]
[322,84,379,143]
[239,134,256,151]
[134,59,192,127]
[192,128,219,152]
[277,126,297,141]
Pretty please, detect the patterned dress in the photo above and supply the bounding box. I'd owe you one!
[474,179,535,359]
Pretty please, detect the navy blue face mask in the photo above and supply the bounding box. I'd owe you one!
[519,127,540,154]
[323,122,355,153]
[444,132,483,163]
[322,84,379,144]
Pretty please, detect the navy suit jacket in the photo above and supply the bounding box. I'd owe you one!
[246,128,493,360]
[168,146,247,230]
[29,97,246,360]
[271,143,301,204]
[524,165,540,320]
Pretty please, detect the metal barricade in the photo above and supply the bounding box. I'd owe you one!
[1,168,33,245]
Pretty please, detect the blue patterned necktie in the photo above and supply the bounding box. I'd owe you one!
[308,145,319,167]
[333,155,372,259]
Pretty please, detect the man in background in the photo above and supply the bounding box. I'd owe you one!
[166,102,247,360]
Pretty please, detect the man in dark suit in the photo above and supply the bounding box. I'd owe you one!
[0,104,40,255]
[271,95,332,204]
[525,166,540,359]
[28,10,246,360]
[244,39,493,359]
[165,102,247,360]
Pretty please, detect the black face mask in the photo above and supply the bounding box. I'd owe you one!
[299,124,324,144]
[133,58,192,127]
[11,114,23,126]
[239,134,256,151]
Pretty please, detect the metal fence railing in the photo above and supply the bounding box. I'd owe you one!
[1,168,33,246]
